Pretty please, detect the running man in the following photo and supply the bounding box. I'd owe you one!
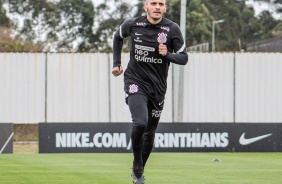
[112,0,188,183]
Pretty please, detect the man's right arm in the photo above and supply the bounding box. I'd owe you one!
[113,18,133,68]
[113,31,124,68]
[112,31,124,76]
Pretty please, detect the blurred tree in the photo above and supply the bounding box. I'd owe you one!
[161,0,281,51]
[0,27,43,52]
[3,0,281,52]
[95,0,139,52]
[134,0,146,17]
[6,0,95,52]
[209,0,248,51]
[253,10,280,39]
[239,6,262,49]
[56,0,96,52]
[272,22,282,36]
[0,0,9,27]
[208,0,281,51]
[186,0,214,47]
[1,0,43,52]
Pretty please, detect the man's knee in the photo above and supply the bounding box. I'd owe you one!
[144,129,155,142]
[132,121,147,133]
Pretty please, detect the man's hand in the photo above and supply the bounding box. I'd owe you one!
[158,43,167,56]
[112,66,123,77]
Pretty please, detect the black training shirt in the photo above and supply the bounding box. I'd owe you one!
[113,16,188,103]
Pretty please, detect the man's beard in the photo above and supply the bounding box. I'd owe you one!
[150,13,162,20]
[152,17,161,21]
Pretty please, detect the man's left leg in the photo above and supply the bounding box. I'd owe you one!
[142,103,162,168]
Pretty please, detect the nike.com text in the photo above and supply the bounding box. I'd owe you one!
[55,132,229,149]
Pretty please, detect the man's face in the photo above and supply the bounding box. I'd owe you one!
[144,0,166,23]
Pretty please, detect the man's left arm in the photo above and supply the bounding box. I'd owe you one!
[165,23,188,65]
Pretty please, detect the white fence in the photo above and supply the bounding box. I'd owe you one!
[0,52,282,123]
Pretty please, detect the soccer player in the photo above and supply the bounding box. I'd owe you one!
[112,0,188,183]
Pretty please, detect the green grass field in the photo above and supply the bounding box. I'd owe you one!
[0,153,281,184]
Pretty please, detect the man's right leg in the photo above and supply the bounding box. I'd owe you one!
[127,94,148,181]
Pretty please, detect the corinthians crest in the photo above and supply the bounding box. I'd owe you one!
[157,32,167,43]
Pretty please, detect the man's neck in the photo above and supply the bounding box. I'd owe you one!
[147,16,163,25]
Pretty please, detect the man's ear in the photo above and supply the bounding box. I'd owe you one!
[143,4,147,12]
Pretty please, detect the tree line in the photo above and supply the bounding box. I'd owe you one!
[0,0,281,52]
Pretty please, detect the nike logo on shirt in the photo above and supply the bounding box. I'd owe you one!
[239,132,272,145]
[159,100,164,106]
[135,32,143,36]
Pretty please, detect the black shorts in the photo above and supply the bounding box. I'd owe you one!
[125,83,164,113]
